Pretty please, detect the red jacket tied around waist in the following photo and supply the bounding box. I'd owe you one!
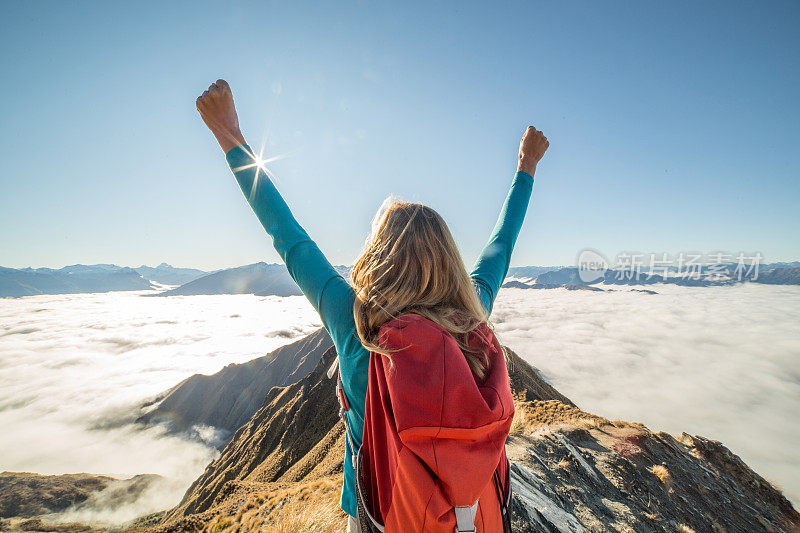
[361,313,514,532]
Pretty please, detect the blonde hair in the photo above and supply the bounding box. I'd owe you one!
[351,196,493,380]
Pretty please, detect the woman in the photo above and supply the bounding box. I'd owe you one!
[196,79,548,531]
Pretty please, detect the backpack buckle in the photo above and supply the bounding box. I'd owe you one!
[454,502,479,533]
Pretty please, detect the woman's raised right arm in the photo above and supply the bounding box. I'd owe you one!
[197,80,360,354]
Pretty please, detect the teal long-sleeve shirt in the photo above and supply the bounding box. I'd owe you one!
[225,144,534,518]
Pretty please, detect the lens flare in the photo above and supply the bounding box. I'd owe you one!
[230,144,295,203]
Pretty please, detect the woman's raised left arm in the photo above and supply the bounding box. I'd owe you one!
[470,126,549,315]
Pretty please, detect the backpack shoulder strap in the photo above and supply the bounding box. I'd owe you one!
[333,365,358,470]
[493,460,513,533]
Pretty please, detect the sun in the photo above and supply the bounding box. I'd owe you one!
[229,143,295,202]
[231,144,292,178]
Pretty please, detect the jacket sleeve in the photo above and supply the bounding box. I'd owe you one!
[378,320,512,506]
[225,144,359,356]
[470,170,534,315]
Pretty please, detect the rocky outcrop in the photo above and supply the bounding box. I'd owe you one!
[138,328,333,443]
[506,419,799,532]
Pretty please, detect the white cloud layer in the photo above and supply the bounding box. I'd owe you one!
[492,283,800,505]
[0,290,322,524]
[1,284,798,523]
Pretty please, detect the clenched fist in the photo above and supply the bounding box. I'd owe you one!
[196,79,246,153]
[518,126,549,175]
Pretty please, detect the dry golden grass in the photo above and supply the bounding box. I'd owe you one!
[266,499,344,533]
[678,525,696,533]
[510,394,608,435]
[554,457,572,470]
[198,475,347,533]
[650,464,672,490]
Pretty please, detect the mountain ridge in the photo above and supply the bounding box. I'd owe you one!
[137,328,334,445]
[143,334,800,532]
[2,262,797,298]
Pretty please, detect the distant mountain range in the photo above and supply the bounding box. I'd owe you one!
[504,265,800,291]
[0,264,154,298]
[2,261,798,298]
[0,263,213,298]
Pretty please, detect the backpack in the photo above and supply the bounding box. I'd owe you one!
[331,313,514,532]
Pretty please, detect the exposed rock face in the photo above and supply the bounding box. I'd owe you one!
[506,421,799,532]
[138,328,333,443]
[148,333,800,533]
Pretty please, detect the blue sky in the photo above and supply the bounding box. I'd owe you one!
[1,1,798,270]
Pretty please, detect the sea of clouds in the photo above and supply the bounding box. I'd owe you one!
[492,283,800,505]
[0,291,323,524]
[0,284,798,524]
